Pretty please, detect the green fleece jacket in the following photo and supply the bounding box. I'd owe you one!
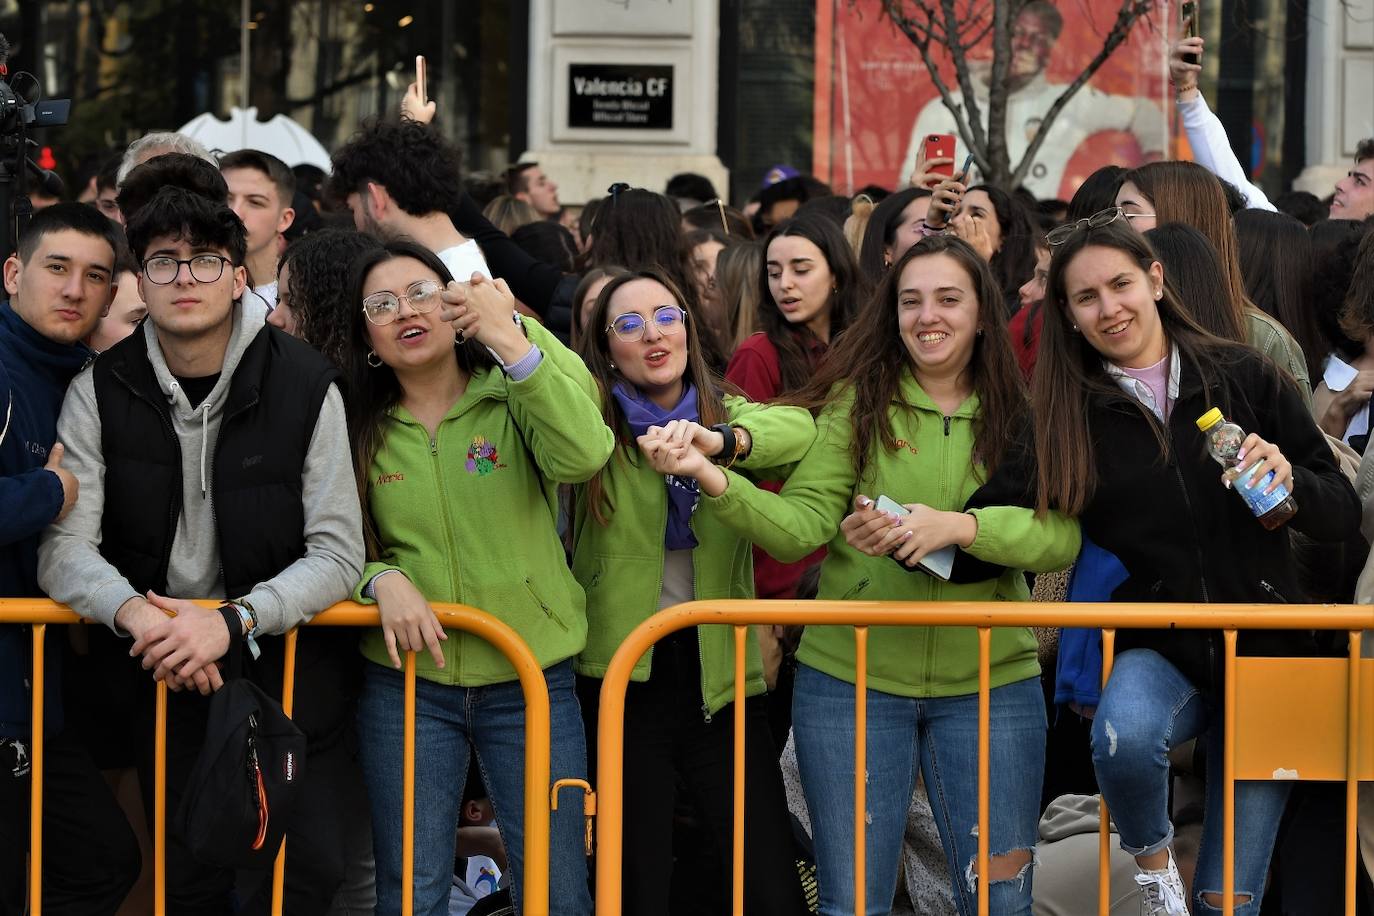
[573,396,816,716]
[705,371,1081,698]
[355,320,615,686]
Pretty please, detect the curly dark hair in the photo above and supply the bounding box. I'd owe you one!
[126,186,246,265]
[327,118,464,216]
[1310,217,1373,359]
[279,229,384,372]
[1339,229,1374,343]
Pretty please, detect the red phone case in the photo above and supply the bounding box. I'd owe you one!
[924,135,956,176]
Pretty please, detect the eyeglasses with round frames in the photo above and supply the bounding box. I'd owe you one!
[1045,206,1156,247]
[142,254,232,285]
[606,305,687,342]
[362,280,443,326]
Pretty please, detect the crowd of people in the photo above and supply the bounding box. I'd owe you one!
[2,36,1374,916]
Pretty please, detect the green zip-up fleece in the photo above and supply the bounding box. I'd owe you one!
[355,320,615,686]
[705,371,1081,698]
[572,397,817,716]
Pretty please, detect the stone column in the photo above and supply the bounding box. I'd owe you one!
[1296,0,1373,195]
[522,0,729,205]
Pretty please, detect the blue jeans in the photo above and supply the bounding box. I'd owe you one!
[1091,649,1290,915]
[357,659,592,916]
[792,664,1045,916]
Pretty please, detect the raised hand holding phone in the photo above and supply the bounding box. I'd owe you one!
[1180,2,1199,63]
[401,54,436,124]
[925,162,971,231]
[1170,35,1204,100]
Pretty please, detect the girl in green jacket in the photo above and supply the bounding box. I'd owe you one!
[645,237,1080,916]
[344,241,610,916]
[572,268,816,916]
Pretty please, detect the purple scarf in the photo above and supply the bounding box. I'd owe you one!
[611,382,701,549]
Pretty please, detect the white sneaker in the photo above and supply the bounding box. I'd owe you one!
[1134,850,1189,916]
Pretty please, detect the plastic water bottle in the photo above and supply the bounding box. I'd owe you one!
[1195,408,1297,530]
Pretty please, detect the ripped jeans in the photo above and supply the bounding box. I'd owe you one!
[1091,649,1289,916]
[792,665,1045,916]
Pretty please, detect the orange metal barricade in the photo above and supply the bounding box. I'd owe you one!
[2,600,553,916]
[594,600,1373,916]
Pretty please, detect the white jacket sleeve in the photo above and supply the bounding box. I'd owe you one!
[1178,93,1275,211]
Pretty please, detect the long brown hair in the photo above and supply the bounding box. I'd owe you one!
[1121,161,1248,340]
[756,214,867,395]
[574,268,731,525]
[1032,221,1252,517]
[344,240,497,559]
[790,235,1027,484]
[1339,229,1374,343]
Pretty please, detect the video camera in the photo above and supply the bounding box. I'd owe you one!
[0,32,71,261]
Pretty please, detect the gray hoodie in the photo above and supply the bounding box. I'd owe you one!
[37,299,363,634]
[1033,794,1139,916]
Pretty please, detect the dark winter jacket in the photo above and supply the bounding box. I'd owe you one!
[0,301,91,738]
[974,344,1362,693]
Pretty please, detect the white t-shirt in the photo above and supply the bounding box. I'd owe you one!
[438,240,492,284]
[1323,353,1371,444]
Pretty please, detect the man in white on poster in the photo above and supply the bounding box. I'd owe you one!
[898,1,1165,198]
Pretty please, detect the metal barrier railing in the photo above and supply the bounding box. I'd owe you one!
[593,600,1373,916]
[2,599,553,916]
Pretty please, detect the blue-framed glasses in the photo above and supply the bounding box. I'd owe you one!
[606,305,686,342]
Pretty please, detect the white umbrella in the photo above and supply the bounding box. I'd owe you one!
[177,106,332,172]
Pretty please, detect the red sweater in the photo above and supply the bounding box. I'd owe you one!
[1007,303,1043,383]
[725,333,827,599]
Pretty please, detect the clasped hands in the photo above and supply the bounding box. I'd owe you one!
[117,592,237,695]
[840,495,978,569]
[634,419,730,498]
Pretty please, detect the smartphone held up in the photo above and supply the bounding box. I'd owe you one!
[1180,1,1199,65]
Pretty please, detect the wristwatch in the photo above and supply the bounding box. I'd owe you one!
[710,423,748,469]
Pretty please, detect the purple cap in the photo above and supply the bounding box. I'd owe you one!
[761,165,801,188]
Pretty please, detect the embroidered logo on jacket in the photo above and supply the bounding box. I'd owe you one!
[376,472,405,485]
[465,436,506,475]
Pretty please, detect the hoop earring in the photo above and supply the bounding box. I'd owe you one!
[366,349,383,368]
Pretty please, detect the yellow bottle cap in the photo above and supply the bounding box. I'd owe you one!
[1195,407,1224,431]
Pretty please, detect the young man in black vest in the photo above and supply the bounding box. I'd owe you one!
[38,185,364,915]
[0,204,140,915]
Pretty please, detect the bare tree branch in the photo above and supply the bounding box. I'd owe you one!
[984,0,1015,181]
[1009,0,1154,186]
[881,1,987,175]
[874,0,1159,189]
[937,0,991,156]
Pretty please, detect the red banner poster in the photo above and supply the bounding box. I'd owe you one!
[814,0,1175,200]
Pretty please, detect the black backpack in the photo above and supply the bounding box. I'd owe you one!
[174,674,307,868]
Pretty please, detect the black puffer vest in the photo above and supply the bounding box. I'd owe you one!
[91,322,355,742]
[92,323,336,597]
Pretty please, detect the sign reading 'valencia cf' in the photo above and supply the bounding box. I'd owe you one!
[567,63,674,130]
